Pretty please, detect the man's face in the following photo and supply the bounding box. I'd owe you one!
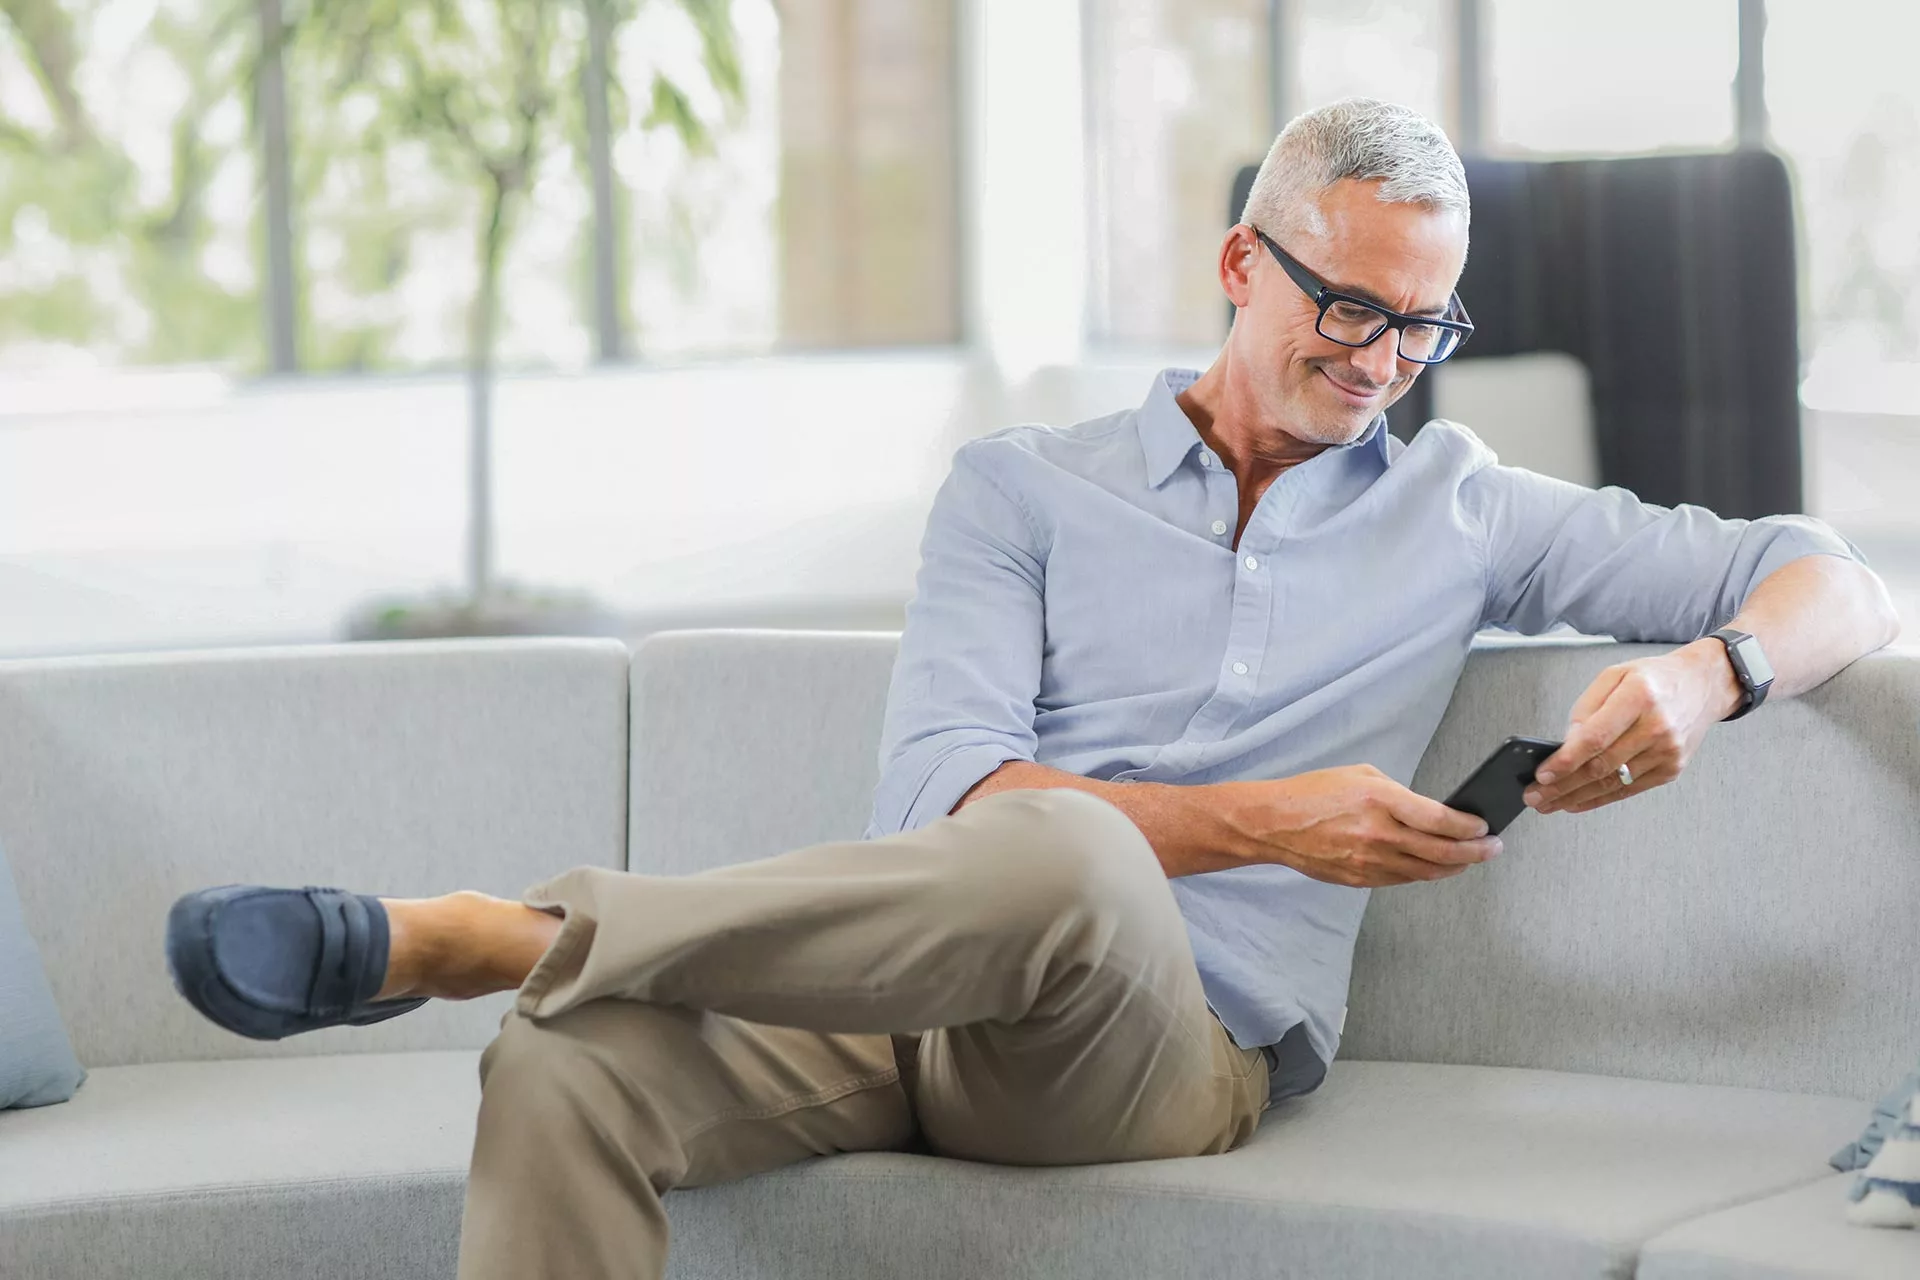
[1231,179,1468,446]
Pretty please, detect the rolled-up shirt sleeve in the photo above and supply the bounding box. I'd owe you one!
[1466,462,1865,638]
[864,441,1046,838]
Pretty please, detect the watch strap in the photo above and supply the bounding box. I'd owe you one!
[1709,627,1773,721]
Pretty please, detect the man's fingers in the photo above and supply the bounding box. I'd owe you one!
[1563,664,1626,733]
[1381,785,1491,840]
[1530,718,1659,805]
[1365,844,1465,886]
[1389,825,1503,868]
[1538,669,1646,787]
[1536,746,1668,813]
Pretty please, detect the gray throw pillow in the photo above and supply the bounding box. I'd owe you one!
[1832,1065,1920,1171]
[0,837,85,1108]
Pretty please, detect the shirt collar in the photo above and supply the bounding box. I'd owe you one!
[1136,367,1392,489]
[1137,369,1206,487]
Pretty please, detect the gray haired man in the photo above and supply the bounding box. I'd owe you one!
[165,98,1898,1279]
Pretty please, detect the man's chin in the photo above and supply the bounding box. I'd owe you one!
[1295,408,1377,447]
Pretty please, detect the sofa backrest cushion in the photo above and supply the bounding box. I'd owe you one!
[629,630,897,874]
[631,629,1920,1100]
[0,638,630,1067]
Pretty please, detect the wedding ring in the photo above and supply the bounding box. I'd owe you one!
[1616,763,1634,788]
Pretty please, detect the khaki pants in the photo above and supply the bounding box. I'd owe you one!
[457,789,1272,1280]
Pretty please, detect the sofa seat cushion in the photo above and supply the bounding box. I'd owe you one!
[0,1051,479,1280]
[664,1061,1867,1280]
[1638,1174,1920,1280]
[0,1054,1876,1280]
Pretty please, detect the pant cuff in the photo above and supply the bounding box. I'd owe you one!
[515,870,598,1019]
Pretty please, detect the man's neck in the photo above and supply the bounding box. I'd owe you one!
[1175,354,1331,493]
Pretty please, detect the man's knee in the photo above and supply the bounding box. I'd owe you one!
[479,1009,597,1123]
[952,788,1168,928]
[478,1003,674,1134]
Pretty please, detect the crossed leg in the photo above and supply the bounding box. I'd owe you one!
[371,789,1268,1279]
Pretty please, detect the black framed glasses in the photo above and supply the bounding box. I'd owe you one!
[1253,227,1473,365]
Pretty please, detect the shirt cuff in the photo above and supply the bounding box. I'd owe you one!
[885,741,1029,835]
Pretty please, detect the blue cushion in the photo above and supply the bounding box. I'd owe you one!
[0,837,85,1108]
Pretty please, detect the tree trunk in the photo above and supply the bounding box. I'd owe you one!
[1,0,95,149]
[584,0,622,361]
[466,174,515,606]
[255,0,299,373]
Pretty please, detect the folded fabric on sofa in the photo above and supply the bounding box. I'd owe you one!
[1845,1090,1920,1228]
[0,837,86,1108]
[1832,1064,1920,1171]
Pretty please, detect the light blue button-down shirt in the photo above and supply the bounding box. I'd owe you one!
[864,367,1858,1097]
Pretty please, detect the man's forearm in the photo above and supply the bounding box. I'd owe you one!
[1676,554,1901,715]
[953,761,1246,878]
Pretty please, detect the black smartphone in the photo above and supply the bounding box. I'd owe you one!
[1442,736,1562,836]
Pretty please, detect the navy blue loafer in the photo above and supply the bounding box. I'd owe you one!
[165,885,427,1041]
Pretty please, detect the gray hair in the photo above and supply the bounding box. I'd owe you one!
[1240,98,1469,244]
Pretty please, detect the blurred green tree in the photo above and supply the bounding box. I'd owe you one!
[290,0,744,616]
[0,0,260,367]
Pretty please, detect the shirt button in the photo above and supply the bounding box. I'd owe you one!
[1210,519,1228,536]
[1198,450,1214,468]
[1232,661,1250,676]
[1243,555,1259,571]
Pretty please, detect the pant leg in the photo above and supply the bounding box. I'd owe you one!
[512,787,1268,1166]
[907,798,1270,1165]
[913,978,1268,1167]
[457,1003,914,1280]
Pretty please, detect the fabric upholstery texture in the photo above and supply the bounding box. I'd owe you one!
[0,1052,478,1280]
[5,1055,1863,1280]
[0,638,630,1067]
[1353,642,1920,1101]
[7,631,1917,1279]
[629,629,898,874]
[0,837,84,1108]
[662,1060,1863,1280]
[1637,1175,1920,1280]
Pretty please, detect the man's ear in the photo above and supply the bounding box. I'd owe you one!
[1218,225,1258,309]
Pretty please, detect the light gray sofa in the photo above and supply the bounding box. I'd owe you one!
[1,631,1916,1279]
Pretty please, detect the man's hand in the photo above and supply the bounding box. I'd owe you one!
[1213,765,1502,888]
[1524,641,1744,816]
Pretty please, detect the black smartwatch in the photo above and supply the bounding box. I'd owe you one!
[1708,628,1775,721]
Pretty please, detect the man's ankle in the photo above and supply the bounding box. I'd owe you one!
[376,892,559,1002]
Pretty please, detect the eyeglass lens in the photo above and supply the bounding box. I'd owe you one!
[1317,300,1460,362]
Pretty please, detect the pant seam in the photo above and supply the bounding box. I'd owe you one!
[671,960,1247,1082]
[678,1066,903,1144]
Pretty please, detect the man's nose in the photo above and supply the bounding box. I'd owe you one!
[1347,327,1402,386]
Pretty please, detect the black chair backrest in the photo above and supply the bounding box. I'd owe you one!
[1229,151,1803,518]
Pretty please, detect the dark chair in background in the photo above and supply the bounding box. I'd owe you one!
[1230,151,1804,518]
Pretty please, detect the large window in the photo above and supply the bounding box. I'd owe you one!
[0,0,261,369]
[1289,0,1449,128]
[1083,0,1271,348]
[1484,0,1738,156]
[1084,0,1463,349]
[778,0,960,347]
[0,0,958,375]
[1766,0,1920,375]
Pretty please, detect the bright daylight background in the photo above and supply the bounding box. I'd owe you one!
[0,0,1916,656]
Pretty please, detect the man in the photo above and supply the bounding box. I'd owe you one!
[165,99,1899,1279]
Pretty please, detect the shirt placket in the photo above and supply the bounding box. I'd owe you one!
[1180,454,1294,746]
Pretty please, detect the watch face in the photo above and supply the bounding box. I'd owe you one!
[1735,635,1775,687]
